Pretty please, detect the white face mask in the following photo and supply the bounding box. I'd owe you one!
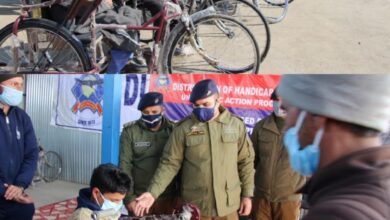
[96,192,123,212]
[0,85,23,106]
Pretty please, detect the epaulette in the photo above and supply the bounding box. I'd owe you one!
[231,113,244,122]
[123,120,137,129]
[176,115,192,126]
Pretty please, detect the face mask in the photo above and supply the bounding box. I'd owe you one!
[193,105,215,122]
[141,113,162,129]
[97,192,123,213]
[283,111,324,176]
[0,85,23,106]
[273,101,286,117]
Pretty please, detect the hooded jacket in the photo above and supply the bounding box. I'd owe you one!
[69,188,121,220]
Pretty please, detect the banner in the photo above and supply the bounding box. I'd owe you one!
[148,74,280,133]
[52,74,280,133]
[52,74,104,131]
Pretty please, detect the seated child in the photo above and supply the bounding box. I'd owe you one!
[69,163,131,220]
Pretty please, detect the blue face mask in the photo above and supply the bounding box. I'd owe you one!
[193,106,215,122]
[98,192,123,213]
[0,85,23,106]
[283,111,324,176]
[141,113,162,129]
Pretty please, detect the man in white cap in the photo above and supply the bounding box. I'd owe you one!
[278,74,390,220]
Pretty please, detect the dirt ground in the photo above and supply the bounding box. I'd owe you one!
[1,0,389,74]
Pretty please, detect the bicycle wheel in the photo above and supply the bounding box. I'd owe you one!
[161,14,260,74]
[257,0,290,24]
[40,151,62,182]
[0,19,91,73]
[212,0,270,61]
[188,0,270,63]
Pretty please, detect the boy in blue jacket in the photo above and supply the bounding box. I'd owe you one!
[0,75,38,220]
[69,163,131,220]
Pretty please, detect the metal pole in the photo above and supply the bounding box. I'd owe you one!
[101,74,122,164]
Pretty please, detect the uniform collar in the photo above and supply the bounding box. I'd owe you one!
[262,113,282,135]
[215,106,230,124]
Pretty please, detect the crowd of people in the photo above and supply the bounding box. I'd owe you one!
[1,74,390,220]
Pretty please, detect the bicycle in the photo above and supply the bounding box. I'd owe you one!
[185,0,271,63]
[32,142,62,183]
[0,0,261,74]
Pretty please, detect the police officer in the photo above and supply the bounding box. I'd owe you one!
[251,89,305,220]
[119,92,179,215]
[134,79,255,220]
[0,75,39,220]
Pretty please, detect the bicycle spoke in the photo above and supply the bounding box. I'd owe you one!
[0,21,88,73]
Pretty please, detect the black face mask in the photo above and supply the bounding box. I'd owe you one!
[141,113,162,128]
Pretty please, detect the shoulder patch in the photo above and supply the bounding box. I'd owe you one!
[165,117,177,128]
[176,115,192,126]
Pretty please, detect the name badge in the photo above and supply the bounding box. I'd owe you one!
[134,142,151,148]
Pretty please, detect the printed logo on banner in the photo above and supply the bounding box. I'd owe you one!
[154,74,171,89]
[71,75,104,126]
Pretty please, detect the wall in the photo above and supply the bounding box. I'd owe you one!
[25,75,101,184]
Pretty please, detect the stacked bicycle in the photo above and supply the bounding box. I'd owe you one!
[0,0,271,74]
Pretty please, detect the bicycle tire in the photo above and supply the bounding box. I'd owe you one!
[0,18,91,73]
[187,0,270,62]
[263,0,293,7]
[161,13,260,74]
[41,151,62,182]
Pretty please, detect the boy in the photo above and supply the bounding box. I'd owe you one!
[69,164,131,220]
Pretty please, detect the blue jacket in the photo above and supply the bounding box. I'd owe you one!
[0,106,38,197]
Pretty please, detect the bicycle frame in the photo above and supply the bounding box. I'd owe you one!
[91,0,185,73]
[16,0,185,73]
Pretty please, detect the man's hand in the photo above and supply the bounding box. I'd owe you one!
[134,192,155,216]
[126,200,137,213]
[3,184,23,201]
[238,197,252,216]
[13,193,33,204]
